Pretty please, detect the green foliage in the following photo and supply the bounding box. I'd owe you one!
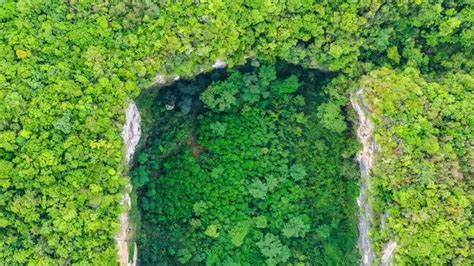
[209,121,227,136]
[200,72,241,111]
[272,75,300,95]
[193,201,208,216]
[177,248,192,264]
[205,224,220,238]
[254,215,268,229]
[248,179,268,200]
[256,233,291,265]
[361,2,473,72]
[229,221,251,247]
[0,0,471,264]
[282,215,310,238]
[132,65,359,264]
[201,65,298,111]
[0,1,373,259]
[131,166,150,189]
[317,102,348,134]
[363,68,473,264]
[289,164,307,181]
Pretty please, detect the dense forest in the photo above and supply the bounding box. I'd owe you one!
[132,64,359,264]
[0,1,472,265]
[363,68,473,264]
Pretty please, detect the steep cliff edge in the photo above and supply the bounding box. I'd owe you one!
[351,88,396,265]
[351,88,376,265]
[118,101,141,266]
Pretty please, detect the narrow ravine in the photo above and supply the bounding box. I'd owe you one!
[118,101,141,266]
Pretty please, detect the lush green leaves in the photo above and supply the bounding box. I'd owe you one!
[289,164,307,181]
[272,75,300,95]
[282,215,310,238]
[200,72,241,111]
[248,179,268,200]
[256,233,291,265]
[132,65,359,264]
[229,221,251,247]
[363,68,473,264]
[0,0,471,264]
[317,102,348,134]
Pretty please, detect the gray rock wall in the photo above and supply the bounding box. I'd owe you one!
[351,88,396,266]
[117,101,141,266]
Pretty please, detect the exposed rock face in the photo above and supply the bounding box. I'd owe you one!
[212,59,227,69]
[155,74,167,85]
[352,88,396,266]
[352,88,376,266]
[116,188,133,266]
[154,60,226,86]
[381,239,397,266]
[117,101,141,266]
[123,102,141,163]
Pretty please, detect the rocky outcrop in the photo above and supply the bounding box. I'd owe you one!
[381,239,397,266]
[351,88,396,266]
[123,102,141,163]
[155,59,227,86]
[117,101,141,266]
[212,59,227,69]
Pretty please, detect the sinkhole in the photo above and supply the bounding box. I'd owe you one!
[129,61,360,265]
